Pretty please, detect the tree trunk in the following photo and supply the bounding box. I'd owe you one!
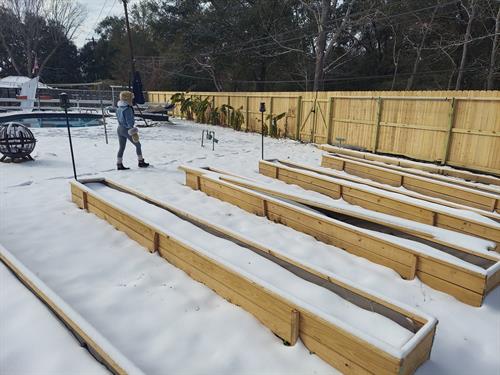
[256,61,267,91]
[38,45,60,78]
[391,49,400,90]
[0,33,22,75]
[405,45,423,90]
[313,0,330,91]
[455,0,476,90]
[487,6,500,90]
[406,3,439,90]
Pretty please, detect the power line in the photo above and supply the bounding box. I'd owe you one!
[117,1,461,65]
[83,0,110,41]
[156,66,481,85]
[83,0,118,43]
[200,0,460,58]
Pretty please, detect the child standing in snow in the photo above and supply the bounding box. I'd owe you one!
[115,91,149,170]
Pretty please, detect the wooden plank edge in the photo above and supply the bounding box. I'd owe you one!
[276,159,500,243]
[182,169,489,306]
[323,154,497,210]
[71,182,418,374]
[0,245,133,375]
[332,152,500,196]
[88,177,438,329]
[317,144,500,181]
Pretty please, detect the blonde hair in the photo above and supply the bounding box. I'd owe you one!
[119,91,134,104]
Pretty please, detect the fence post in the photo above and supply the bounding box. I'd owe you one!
[295,96,302,140]
[326,97,334,144]
[372,97,383,152]
[245,95,250,131]
[310,100,317,143]
[442,97,457,165]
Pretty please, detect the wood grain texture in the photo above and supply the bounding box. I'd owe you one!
[0,248,128,375]
[181,167,496,307]
[148,90,500,175]
[70,179,437,374]
[322,154,499,212]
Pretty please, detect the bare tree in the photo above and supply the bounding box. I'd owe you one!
[194,56,224,92]
[487,4,500,89]
[301,0,356,91]
[455,0,477,90]
[0,0,86,77]
[405,1,440,90]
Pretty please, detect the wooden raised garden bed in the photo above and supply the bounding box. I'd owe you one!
[318,144,500,186]
[71,178,438,375]
[321,153,500,213]
[259,159,500,248]
[181,166,500,307]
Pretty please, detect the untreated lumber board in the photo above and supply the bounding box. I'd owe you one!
[259,160,500,248]
[318,144,500,187]
[204,169,500,269]
[321,154,500,213]
[70,179,437,375]
[180,166,500,307]
[330,153,500,196]
[78,179,432,328]
[279,159,500,224]
[0,245,133,375]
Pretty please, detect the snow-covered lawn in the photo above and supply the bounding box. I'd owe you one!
[0,262,108,375]
[1,118,499,374]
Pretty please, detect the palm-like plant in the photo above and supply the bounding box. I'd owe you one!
[266,112,286,138]
[170,92,194,120]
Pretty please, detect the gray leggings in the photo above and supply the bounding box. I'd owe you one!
[117,125,142,160]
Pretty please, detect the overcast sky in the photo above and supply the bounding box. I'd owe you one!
[74,0,139,48]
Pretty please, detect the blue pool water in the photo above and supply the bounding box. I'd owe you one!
[0,112,103,128]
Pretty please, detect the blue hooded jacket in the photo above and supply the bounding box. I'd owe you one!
[116,100,135,129]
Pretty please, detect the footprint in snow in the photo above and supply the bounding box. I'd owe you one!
[9,180,34,187]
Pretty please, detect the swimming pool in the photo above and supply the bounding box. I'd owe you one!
[0,111,104,128]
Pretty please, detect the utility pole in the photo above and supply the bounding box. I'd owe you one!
[121,0,136,88]
[121,0,149,126]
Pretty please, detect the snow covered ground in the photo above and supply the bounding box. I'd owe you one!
[1,118,499,374]
[0,262,108,375]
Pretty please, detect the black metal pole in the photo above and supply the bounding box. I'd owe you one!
[259,102,266,160]
[64,107,77,180]
[135,104,150,127]
[99,83,108,144]
[261,112,264,159]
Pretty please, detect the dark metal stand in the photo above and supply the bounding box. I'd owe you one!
[60,93,78,180]
[0,155,34,163]
[64,107,78,180]
[135,104,150,127]
[259,102,266,160]
[201,130,217,151]
[99,83,108,144]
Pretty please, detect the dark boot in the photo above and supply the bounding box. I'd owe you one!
[138,160,150,168]
[117,163,130,170]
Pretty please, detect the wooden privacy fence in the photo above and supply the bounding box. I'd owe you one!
[148,90,500,176]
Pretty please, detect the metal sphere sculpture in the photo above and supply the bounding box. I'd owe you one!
[0,122,37,162]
